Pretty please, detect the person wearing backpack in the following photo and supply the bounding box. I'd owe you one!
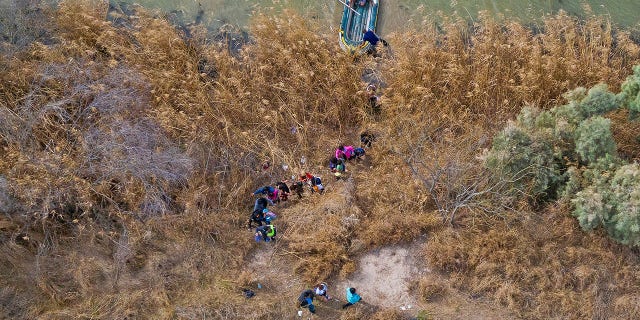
[297,289,316,314]
[248,207,266,229]
[335,146,347,161]
[329,157,346,173]
[265,222,276,242]
[266,188,279,205]
[353,147,366,160]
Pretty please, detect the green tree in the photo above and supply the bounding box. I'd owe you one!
[485,121,559,199]
[577,83,619,118]
[574,116,617,165]
[607,164,640,246]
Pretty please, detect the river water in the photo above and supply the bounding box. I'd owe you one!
[116,0,639,34]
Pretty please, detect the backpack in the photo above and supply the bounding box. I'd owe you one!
[267,225,276,237]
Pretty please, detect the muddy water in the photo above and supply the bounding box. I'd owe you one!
[115,0,639,34]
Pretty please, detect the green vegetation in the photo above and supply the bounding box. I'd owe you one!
[485,66,640,246]
[3,1,640,319]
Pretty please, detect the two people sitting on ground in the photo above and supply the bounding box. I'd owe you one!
[336,145,366,161]
[299,171,324,194]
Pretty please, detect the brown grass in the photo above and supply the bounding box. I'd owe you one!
[2,1,640,320]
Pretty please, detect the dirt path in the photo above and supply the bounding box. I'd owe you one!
[244,162,516,319]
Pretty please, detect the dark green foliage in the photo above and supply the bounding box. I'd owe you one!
[619,65,640,119]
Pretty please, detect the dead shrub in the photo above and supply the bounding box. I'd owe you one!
[417,277,448,302]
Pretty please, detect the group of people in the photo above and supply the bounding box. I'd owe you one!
[248,171,328,242]
[298,284,362,314]
[246,134,375,314]
[328,144,367,178]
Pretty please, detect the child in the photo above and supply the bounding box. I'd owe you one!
[263,208,277,221]
[329,157,346,173]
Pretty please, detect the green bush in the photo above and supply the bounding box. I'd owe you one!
[487,74,640,246]
[577,83,619,117]
[607,164,640,246]
[619,65,640,118]
[485,120,559,199]
[574,116,617,165]
[572,180,612,231]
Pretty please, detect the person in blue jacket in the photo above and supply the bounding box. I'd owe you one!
[363,29,380,46]
[362,29,388,55]
[342,287,362,309]
[298,289,316,314]
[252,186,276,205]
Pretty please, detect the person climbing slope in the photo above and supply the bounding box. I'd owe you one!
[252,185,275,196]
[254,225,270,242]
[266,187,279,205]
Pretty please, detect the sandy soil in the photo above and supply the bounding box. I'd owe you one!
[334,243,423,309]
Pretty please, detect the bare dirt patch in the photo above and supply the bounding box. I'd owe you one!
[336,243,424,309]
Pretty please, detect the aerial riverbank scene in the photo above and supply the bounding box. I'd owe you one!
[2,0,640,319]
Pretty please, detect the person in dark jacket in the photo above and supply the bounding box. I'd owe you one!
[297,289,316,314]
[275,181,290,201]
[248,207,266,229]
[363,29,379,46]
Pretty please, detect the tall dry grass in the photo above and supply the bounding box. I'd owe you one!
[2,1,640,320]
[377,10,640,320]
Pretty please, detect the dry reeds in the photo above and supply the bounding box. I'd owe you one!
[2,2,640,320]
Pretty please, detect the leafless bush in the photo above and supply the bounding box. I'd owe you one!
[0,0,54,56]
[0,175,18,214]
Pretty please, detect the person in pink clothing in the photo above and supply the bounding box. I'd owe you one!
[335,146,346,161]
[336,145,356,161]
[344,145,355,160]
[267,188,279,204]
